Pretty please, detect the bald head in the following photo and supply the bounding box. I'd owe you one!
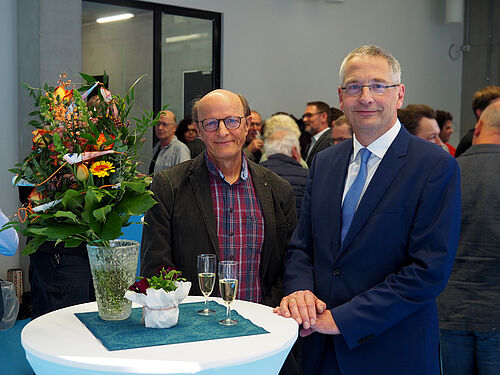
[160,110,176,123]
[473,101,500,145]
[192,89,250,123]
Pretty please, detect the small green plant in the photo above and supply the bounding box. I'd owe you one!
[129,267,186,295]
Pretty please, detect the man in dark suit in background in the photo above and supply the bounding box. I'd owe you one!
[303,101,333,166]
[277,45,461,375]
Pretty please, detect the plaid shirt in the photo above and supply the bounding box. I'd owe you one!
[205,152,265,303]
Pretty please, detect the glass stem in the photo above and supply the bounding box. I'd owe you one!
[226,305,230,321]
[204,296,208,310]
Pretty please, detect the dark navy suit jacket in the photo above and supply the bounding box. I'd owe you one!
[284,126,461,375]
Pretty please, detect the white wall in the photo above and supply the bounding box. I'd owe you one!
[149,0,463,146]
[0,0,20,279]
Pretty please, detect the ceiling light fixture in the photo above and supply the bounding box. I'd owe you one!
[165,32,209,44]
[96,13,134,24]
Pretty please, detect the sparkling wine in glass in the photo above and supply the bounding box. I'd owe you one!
[218,260,239,326]
[197,254,217,315]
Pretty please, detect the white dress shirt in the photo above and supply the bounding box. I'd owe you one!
[342,120,401,207]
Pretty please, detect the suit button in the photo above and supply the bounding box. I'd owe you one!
[333,269,341,276]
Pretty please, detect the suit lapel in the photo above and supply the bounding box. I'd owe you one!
[248,162,274,278]
[188,155,220,258]
[338,129,410,257]
[307,128,331,164]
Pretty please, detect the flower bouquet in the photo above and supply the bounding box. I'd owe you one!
[2,72,158,253]
[125,267,191,328]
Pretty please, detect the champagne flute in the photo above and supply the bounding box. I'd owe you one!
[218,260,239,326]
[197,254,217,315]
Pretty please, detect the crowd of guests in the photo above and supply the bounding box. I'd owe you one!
[9,44,500,375]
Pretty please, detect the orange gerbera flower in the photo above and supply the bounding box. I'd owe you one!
[90,161,115,178]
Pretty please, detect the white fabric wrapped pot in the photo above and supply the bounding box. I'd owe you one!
[125,281,191,328]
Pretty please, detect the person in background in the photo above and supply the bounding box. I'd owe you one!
[455,86,500,157]
[303,101,333,166]
[0,209,18,322]
[330,107,344,126]
[176,116,206,158]
[331,115,353,145]
[149,110,190,174]
[398,104,443,146]
[243,110,264,162]
[436,110,456,156]
[277,45,461,375]
[176,116,198,144]
[438,101,500,375]
[0,209,18,256]
[261,126,308,220]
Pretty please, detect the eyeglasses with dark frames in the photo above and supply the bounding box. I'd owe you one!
[302,112,324,119]
[198,116,246,132]
[340,83,400,96]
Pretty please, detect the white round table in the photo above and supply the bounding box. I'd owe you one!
[21,296,298,375]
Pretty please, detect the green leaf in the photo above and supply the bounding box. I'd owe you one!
[93,205,113,222]
[27,223,88,239]
[62,189,84,211]
[121,180,147,193]
[120,214,131,227]
[22,237,46,255]
[80,72,96,83]
[99,211,123,240]
[64,238,84,248]
[115,191,156,215]
[54,211,79,222]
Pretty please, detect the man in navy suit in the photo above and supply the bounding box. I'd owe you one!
[276,45,461,374]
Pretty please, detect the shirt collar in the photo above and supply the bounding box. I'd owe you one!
[204,151,249,183]
[352,119,401,161]
[313,127,329,141]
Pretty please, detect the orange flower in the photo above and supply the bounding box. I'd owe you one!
[95,133,115,151]
[90,161,115,178]
[76,164,90,181]
[53,86,73,102]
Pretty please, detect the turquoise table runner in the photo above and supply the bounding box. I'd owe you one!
[75,301,269,351]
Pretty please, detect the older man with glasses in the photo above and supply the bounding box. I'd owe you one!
[141,88,297,309]
[277,45,461,375]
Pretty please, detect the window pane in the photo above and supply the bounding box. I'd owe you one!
[162,14,213,121]
[82,2,153,173]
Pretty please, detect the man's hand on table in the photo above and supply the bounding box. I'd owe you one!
[273,290,341,336]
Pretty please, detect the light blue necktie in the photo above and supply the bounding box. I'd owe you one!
[341,148,371,243]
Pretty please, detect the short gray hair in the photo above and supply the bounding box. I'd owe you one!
[264,128,300,158]
[339,45,402,85]
[263,114,301,139]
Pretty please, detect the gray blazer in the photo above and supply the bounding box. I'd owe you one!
[438,144,500,331]
[140,152,297,307]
